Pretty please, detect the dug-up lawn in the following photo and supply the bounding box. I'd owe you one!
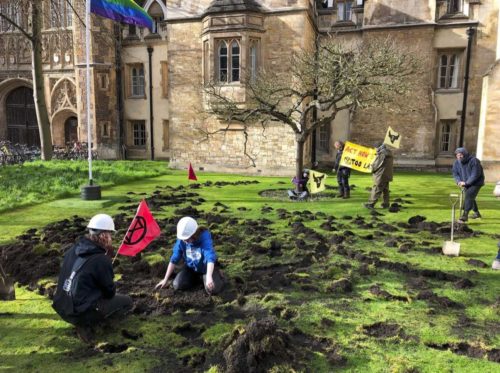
[0,168,499,373]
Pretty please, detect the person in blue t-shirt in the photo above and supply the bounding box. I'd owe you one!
[155,216,224,294]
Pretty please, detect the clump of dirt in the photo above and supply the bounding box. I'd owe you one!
[362,322,403,338]
[223,317,292,373]
[96,343,129,354]
[425,342,500,362]
[466,259,488,268]
[453,278,474,289]
[416,290,464,309]
[328,278,353,294]
[369,284,408,302]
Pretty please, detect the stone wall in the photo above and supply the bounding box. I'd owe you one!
[168,9,314,175]
[346,27,436,162]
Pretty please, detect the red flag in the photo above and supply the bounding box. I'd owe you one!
[118,200,161,256]
[188,162,198,181]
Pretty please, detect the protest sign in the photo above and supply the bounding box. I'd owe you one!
[339,141,377,173]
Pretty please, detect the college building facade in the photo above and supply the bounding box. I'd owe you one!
[0,0,499,180]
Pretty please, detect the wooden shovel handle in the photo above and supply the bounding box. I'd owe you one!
[0,262,8,280]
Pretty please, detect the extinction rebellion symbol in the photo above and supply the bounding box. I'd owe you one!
[124,216,147,245]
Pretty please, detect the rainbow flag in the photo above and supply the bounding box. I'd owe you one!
[91,0,153,30]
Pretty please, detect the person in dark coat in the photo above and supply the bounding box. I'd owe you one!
[52,214,132,342]
[364,144,394,209]
[333,141,351,199]
[452,147,485,222]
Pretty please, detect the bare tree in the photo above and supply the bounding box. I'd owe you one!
[204,37,422,182]
[0,0,81,160]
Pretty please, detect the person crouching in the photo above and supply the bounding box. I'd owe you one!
[52,214,132,343]
[155,216,224,295]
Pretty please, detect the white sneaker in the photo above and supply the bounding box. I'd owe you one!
[492,259,500,270]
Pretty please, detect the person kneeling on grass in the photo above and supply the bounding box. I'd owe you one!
[155,216,225,295]
[52,214,132,343]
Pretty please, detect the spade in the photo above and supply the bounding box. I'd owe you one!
[442,193,461,256]
[0,262,15,301]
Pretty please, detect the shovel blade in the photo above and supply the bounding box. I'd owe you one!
[442,241,461,257]
[0,279,16,301]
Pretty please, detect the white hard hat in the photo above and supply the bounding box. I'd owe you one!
[87,214,115,232]
[177,216,198,240]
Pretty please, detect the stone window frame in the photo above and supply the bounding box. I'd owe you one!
[98,73,109,91]
[128,120,147,148]
[336,1,353,22]
[0,2,21,32]
[100,120,111,139]
[48,0,73,29]
[249,39,260,81]
[438,119,458,155]
[161,61,168,98]
[318,123,330,153]
[216,38,241,84]
[436,50,464,91]
[447,0,464,14]
[162,119,169,150]
[125,63,146,99]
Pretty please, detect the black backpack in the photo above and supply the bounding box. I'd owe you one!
[52,256,94,317]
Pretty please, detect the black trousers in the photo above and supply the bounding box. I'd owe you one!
[173,266,225,295]
[62,294,133,327]
[463,185,482,215]
[336,169,350,193]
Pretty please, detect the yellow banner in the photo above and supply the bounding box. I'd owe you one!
[307,170,327,194]
[384,126,401,149]
[339,141,377,173]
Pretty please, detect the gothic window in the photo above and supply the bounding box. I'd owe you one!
[337,1,353,21]
[50,0,72,28]
[448,0,463,14]
[129,64,145,97]
[437,52,460,89]
[0,2,20,32]
[131,121,146,147]
[249,39,260,81]
[439,120,456,153]
[217,39,240,83]
[148,1,164,34]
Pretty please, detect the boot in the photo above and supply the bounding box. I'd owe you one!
[336,189,344,198]
[343,189,350,199]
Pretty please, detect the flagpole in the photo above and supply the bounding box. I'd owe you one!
[86,0,92,184]
[81,0,101,200]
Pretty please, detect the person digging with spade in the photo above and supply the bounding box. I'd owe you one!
[452,147,484,223]
[155,217,225,295]
[52,214,132,343]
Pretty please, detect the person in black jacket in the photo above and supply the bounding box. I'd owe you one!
[332,141,351,199]
[452,147,485,222]
[52,214,132,342]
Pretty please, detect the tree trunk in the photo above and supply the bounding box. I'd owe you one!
[31,0,53,160]
[295,136,305,192]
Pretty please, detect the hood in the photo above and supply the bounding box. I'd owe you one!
[455,147,471,163]
[74,236,106,257]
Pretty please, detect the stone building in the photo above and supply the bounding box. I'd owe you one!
[0,0,499,180]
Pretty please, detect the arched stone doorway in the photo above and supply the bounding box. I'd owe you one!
[64,116,78,145]
[5,86,39,146]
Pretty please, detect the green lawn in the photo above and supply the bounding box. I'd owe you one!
[0,164,499,372]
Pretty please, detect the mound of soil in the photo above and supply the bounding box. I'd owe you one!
[223,317,292,373]
[362,322,403,338]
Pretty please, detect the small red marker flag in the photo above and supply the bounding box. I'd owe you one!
[188,162,198,181]
[118,200,161,256]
